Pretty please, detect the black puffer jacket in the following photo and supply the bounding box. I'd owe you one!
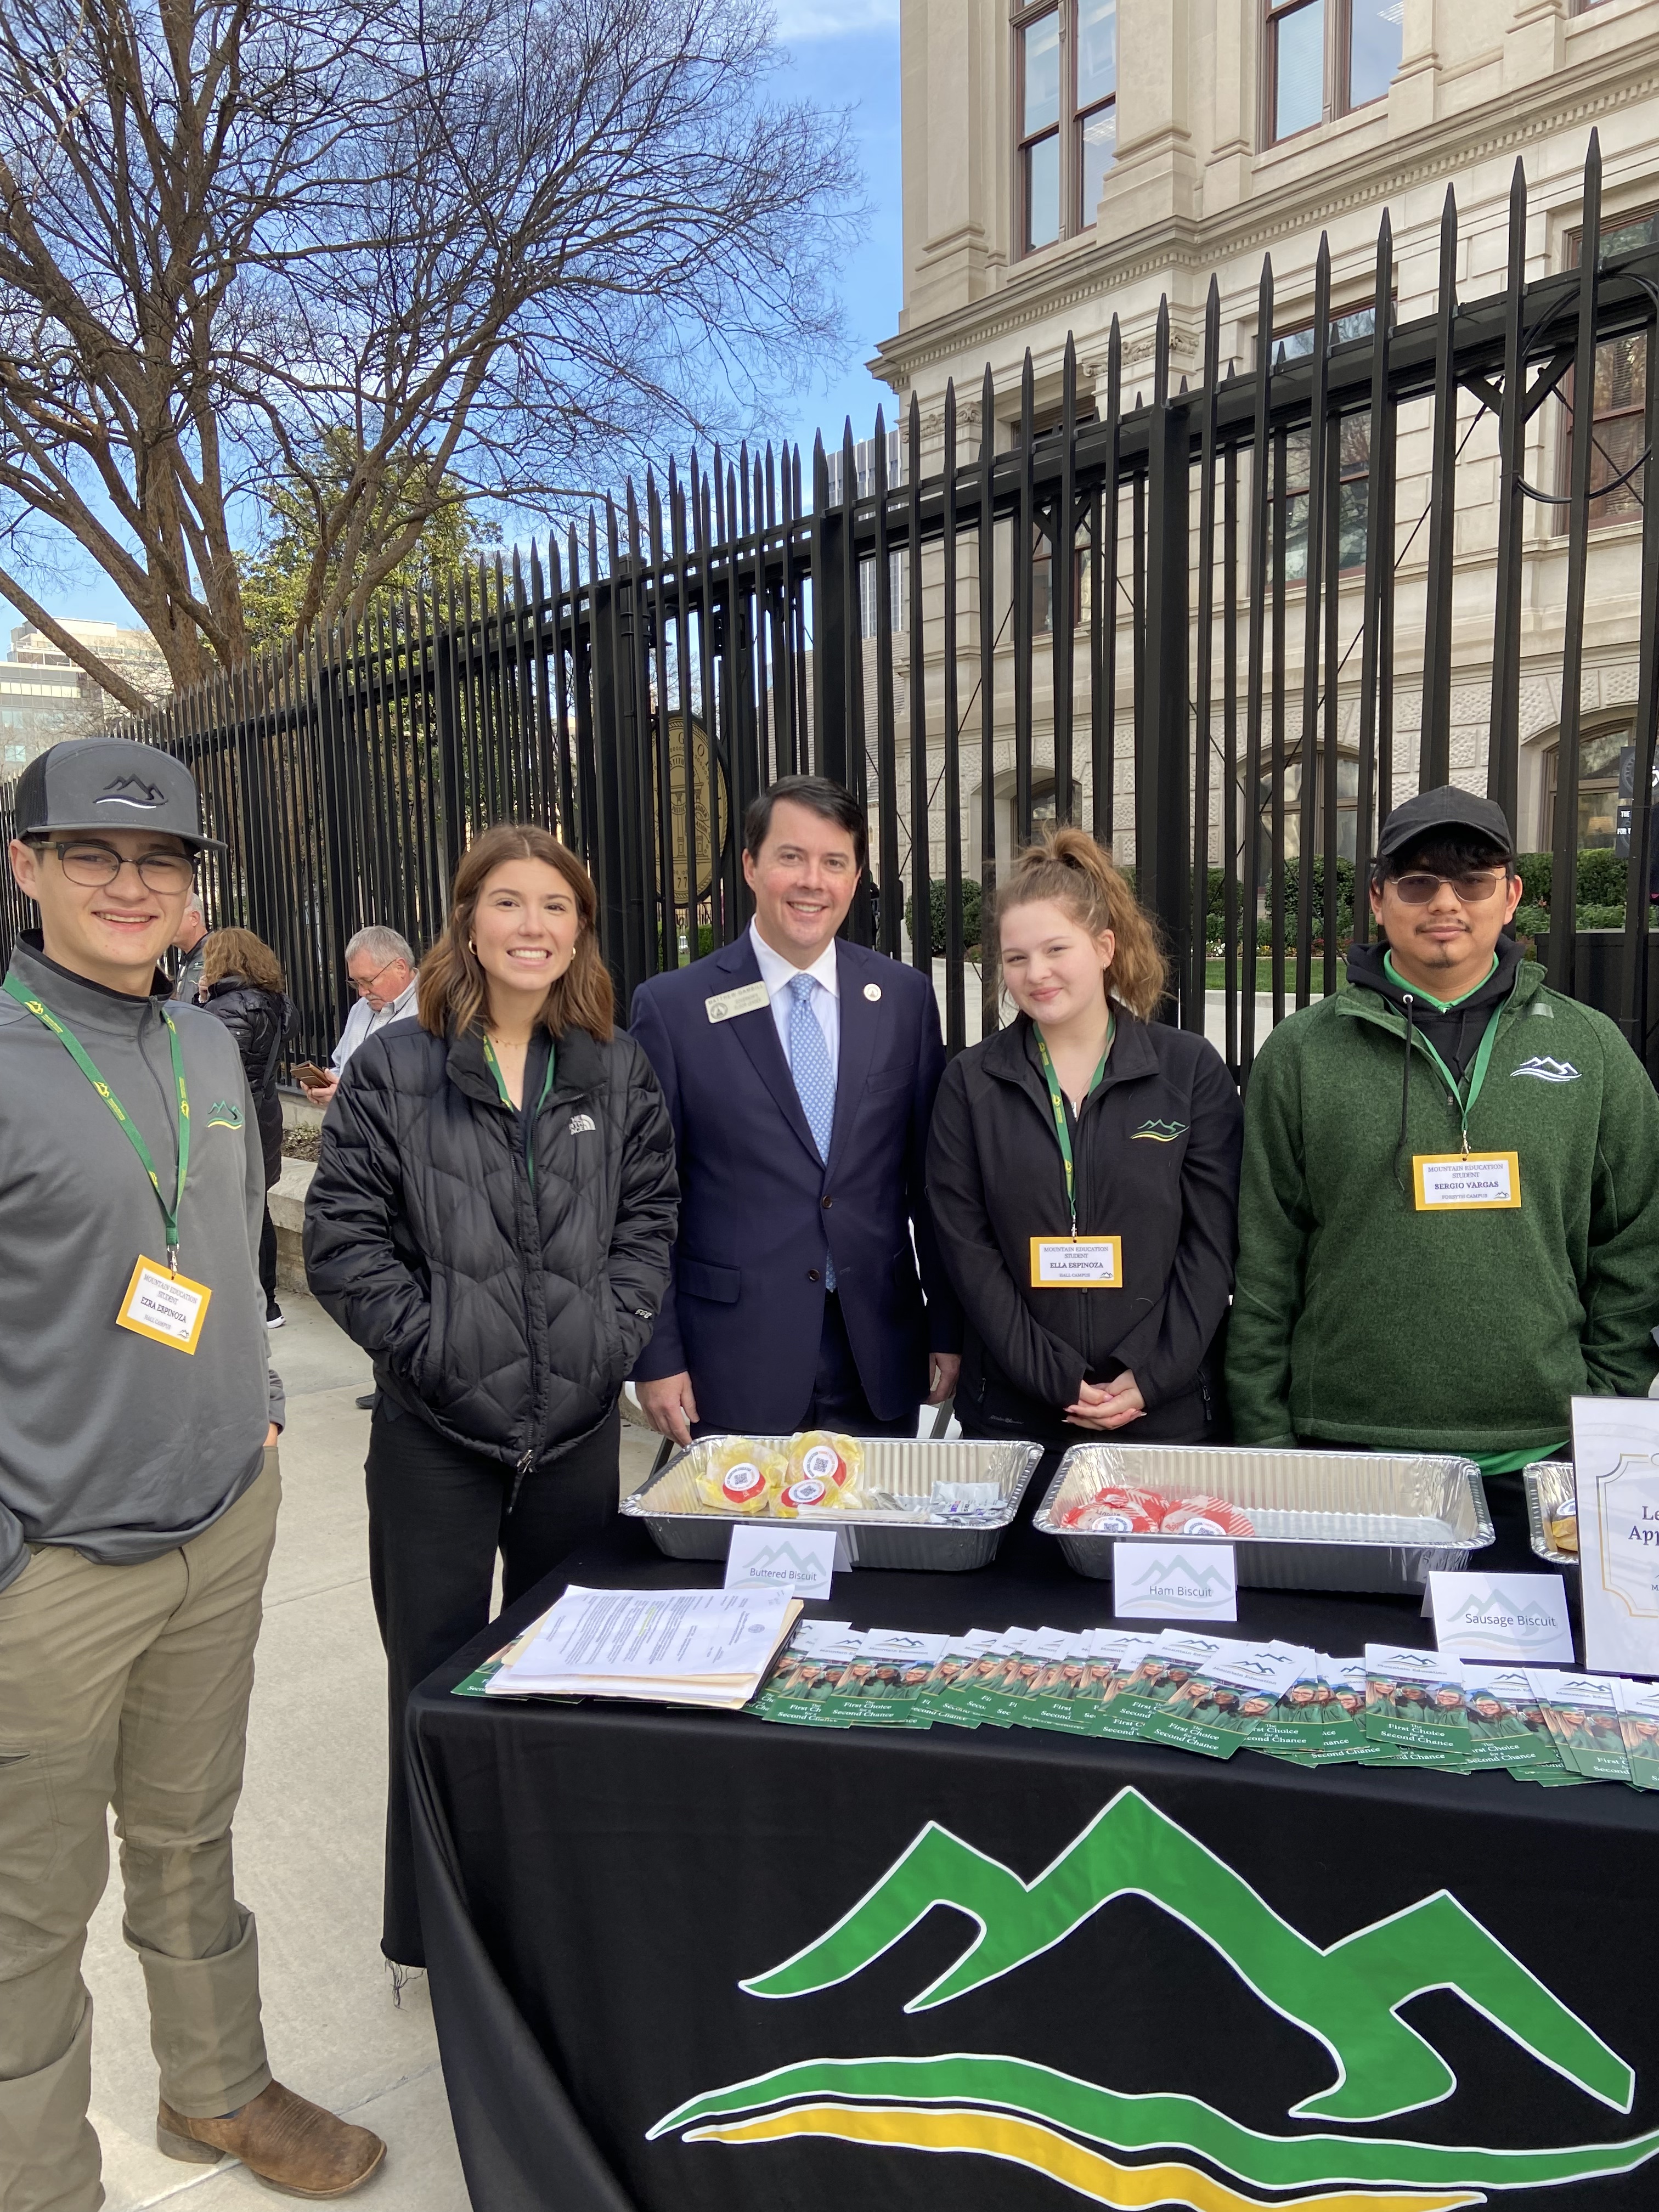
[200,974,295,1187]
[303,1018,678,1466]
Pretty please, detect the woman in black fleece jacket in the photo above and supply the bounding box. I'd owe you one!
[927,827,1242,1461]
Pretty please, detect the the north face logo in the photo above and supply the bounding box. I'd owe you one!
[1511,1056,1579,1083]
[568,1111,596,1135]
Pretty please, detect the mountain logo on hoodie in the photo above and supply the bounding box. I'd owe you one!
[1510,1057,1579,1084]
[205,1098,244,1128]
[1130,1118,1187,1141]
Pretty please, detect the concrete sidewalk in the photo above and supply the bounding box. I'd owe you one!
[87,1295,459,2209]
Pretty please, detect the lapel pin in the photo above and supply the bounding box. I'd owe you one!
[864,983,882,1001]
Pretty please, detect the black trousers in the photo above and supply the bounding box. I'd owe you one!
[365,1399,621,1965]
[257,1204,277,1306]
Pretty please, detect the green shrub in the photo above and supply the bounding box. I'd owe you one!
[1516,852,1551,909]
[908,876,984,958]
[1512,902,1549,942]
[1577,904,1628,931]
[1577,849,1629,907]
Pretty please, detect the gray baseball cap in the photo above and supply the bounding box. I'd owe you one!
[13,739,224,851]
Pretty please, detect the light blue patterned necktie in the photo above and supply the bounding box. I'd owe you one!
[787,972,836,1289]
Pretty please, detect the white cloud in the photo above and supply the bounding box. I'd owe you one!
[771,0,900,38]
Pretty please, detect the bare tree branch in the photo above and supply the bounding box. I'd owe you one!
[0,0,861,687]
[0,558,153,711]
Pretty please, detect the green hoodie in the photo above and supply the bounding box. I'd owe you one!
[1228,958,1659,1455]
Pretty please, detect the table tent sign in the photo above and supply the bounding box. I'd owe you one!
[1571,1396,1659,1677]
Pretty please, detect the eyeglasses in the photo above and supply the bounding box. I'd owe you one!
[1388,870,1509,906]
[351,957,404,996]
[46,841,196,893]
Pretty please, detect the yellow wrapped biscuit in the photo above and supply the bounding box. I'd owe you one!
[786,1431,864,1504]
[693,1437,784,1515]
[776,1474,834,1518]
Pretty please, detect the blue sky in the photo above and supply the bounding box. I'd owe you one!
[38,1,905,635]
[767,0,906,471]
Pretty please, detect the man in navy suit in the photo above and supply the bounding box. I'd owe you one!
[630,776,961,1442]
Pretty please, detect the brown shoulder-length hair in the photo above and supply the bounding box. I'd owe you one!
[995,825,1168,1022]
[202,926,286,995]
[417,823,613,1042]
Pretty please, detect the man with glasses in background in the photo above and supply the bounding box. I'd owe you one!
[1229,785,1659,1475]
[298,926,417,1109]
[0,740,383,2205]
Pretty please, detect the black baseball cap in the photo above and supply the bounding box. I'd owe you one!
[1374,784,1515,869]
[13,739,224,851]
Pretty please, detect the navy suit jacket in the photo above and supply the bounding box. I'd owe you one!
[628,934,961,1429]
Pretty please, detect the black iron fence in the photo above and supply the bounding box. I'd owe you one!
[5,134,1659,1080]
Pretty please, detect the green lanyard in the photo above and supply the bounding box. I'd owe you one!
[4,972,190,1268]
[1384,953,1504,1156]
[1035,1020,1113,1235]
[482,1035,557,1188]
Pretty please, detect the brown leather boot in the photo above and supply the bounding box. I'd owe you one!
[157,2079,386,2198]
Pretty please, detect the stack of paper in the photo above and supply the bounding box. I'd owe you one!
[486,1585,800,1707]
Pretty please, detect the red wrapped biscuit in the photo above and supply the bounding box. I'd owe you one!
[1160,1495,1255,1538]
[1061,1486,1169,1535]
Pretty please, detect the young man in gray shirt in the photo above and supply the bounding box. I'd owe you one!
[0,740,384,2206]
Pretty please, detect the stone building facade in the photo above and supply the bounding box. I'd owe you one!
[870,0,1659,886]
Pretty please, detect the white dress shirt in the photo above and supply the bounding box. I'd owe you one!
[748,920,839,1081]
[330,973,420,1076]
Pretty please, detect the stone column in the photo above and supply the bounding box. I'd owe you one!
[1096,0,1199,234]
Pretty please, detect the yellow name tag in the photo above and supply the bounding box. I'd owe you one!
[705,981,771,1024]
[116,1257,212,1353]
[1412,1153,1521,1212]
[1030,1235,1122,1288]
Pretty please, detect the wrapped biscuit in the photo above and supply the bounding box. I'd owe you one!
[776,1474,834,1517]
[1160,1494,1255,1538]
[787,1431,865,1501]
[694,1437,785,1515]
[1063,1485,1169,1535]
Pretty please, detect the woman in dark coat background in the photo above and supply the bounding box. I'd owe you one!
[927,827,1242,1464]
[199,926,295,1327]
[303,823,678,1972]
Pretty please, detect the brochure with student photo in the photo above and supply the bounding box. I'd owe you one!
[1613,1677,1659,1791]
[1140,1639,1306,1760]
[1363,1645,1471,1759]
[1526,1668,1631,1782]
[827,1632,949,1729]
[1462,1664,1554,1773]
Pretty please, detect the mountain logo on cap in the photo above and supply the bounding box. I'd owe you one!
[98,773,167,809]
[1511,1056,1579,1083]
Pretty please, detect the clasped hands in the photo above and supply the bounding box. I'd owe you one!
[1064,1370,1145,1431]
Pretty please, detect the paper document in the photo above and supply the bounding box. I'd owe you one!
[488,1585,798,1706]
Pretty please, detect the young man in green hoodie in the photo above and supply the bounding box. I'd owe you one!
[1228,785,1659,1471]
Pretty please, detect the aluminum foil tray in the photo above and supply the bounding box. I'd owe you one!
[1034,1443,1493,1593]
[620,1434,1045,1573]
[1523,1461,1578,1568]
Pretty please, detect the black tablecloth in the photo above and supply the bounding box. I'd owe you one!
[407,1487,1659,2212]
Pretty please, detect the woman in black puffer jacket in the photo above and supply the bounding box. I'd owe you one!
[303,823,678,1969]
[199,927,296,1325]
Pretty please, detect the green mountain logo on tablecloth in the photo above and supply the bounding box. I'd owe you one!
[650,1788,1659,2209]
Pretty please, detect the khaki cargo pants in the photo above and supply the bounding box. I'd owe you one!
[0,1452,280,2212]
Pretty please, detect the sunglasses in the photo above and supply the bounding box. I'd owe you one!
[1386,869,1509,906]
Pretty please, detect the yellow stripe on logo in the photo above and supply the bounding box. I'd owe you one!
[684,2103,1485,2212]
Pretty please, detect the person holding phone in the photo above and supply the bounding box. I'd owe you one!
[926,827,1241,1455]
